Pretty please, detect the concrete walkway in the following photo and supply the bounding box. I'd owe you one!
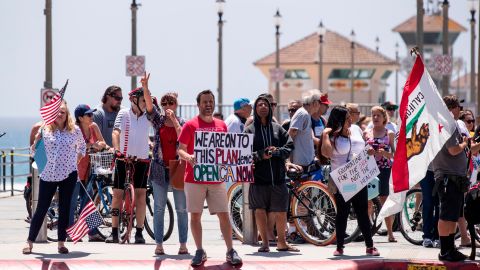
[1,195,479,269]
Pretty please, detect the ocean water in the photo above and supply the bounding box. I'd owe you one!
[0,117,39,187]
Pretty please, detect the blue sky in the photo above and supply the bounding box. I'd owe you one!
[0,0,475,117]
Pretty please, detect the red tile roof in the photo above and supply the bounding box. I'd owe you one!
[451,72,477,89]
[254,30,397,66]
[392,15,466,33]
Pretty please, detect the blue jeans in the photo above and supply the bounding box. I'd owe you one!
[152,174,188,245]
[420,170,439,240]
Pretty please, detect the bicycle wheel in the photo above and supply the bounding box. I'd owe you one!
[227,183,243,242]
[93,185,113,238]
[46,199,59,242]
[343,196,383,244]
[120,184,135,244]
[291,181,337,246]
[144,190,174,242]
[399,188,423,245]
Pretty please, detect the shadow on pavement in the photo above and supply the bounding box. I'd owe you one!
[246,251,301,258]
[33,251,92,260]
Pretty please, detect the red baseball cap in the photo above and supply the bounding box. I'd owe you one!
[320,94,332,105]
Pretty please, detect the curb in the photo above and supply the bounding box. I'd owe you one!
[1,259,479,270]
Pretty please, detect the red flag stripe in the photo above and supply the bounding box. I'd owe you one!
[392,56,425,193]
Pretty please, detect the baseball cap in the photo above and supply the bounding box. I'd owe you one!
[381,101,399,111]
[319,94,332,105]
[234,98,251,111]
[74,104,96,120]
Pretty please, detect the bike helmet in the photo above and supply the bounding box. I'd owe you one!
[128,87,145,113]
[286,168,303,181]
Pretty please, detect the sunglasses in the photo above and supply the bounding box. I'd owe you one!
[288,108,298,113]
[466,120,475,124]
[109,94,123,101]
[161,101,176,106]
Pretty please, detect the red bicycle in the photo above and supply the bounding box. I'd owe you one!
[117,156,137,244]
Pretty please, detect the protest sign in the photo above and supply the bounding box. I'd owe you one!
[330,147,380,202]
[193,131,254,183]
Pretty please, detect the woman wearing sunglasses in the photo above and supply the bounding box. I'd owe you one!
[460,110,475,138]
[143,82,188,256]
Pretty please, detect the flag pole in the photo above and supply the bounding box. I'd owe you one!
[77,177,107,226]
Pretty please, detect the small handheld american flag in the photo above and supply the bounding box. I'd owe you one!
[40,79,69,125]
[66,201,103,244]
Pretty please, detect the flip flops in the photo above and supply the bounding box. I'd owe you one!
[178,248,189,255]
[276,246,300,252]
[257,246,270,252]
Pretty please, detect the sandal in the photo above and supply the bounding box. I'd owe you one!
[22,246,32,255]
[276,245,300,252]
[257,246,270,252]
[155,247,165,255]
[58,246,69,254]
[178,248,189,255]
[388,237,397,243]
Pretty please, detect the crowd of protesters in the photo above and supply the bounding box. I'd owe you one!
[24,70,480,264]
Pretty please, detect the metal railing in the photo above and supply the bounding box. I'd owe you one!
[177,103,375,122]
[0,147,31,196]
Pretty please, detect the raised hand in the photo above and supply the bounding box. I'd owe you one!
[140,71,150,91]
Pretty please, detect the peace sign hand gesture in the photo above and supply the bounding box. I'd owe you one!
[140,72,150,92]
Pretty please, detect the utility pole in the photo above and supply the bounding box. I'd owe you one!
[395,42,399,106]
[441,0,450,96]
[274,9,282,120]
[131,0,138,91]
[417,0,424,58]
[217,0,225,114]
[469,1,476,106]
[44,0,52,89]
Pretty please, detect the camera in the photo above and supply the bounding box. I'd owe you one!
[266,150,273,156]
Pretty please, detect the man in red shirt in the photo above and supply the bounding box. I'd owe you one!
[178,90,242,267]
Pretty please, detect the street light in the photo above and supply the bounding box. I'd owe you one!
[350,30,356,103]
[216,0,225,114]
[375,36,380,52]
[317,21,326,91]
[468,0,478,106]
[274,9,282,120]
[441,0,449,96]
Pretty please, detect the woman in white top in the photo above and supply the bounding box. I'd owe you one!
[321,106,379,257]
[23,101,86,254]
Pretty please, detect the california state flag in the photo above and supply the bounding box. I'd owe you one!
[378,55,457,220]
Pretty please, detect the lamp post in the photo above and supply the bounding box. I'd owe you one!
[216,0,225,114]
[375,36,380,52]
[44,0,52,90]
[317,21,326,91]
[274,9,282,120]
[469,0,478,106]
[350,30,356,103]
[441,0,450,96]
[395,42,399,106]
[130,0,138,91]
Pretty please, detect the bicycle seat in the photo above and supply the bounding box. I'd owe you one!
[286,168,303,181]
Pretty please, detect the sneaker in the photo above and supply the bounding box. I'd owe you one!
[191,249,207,266]
[438,249,467,262]
[333,248,344,256]
[433,240,440,248]
[105,234,119,243]
[89,233,105,242]
[422,238,434,248]
[134,233,146,244]
[226,248,242,266]
[366,247,380,256]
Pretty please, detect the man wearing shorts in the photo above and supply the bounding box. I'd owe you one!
[106,84,151,244]
[178,90,242,267]
[433,95,480,261]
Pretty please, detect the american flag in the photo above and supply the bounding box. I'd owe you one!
[66,201,103,244]
[40,80,69,125]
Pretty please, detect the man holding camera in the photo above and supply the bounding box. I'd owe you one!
[433,95,480,261]
[244,95,297,252]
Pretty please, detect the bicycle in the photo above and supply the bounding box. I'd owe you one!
[143,183,174,242]
[116,156,137,244]
[88,151,114,238]
[227,166,338,246]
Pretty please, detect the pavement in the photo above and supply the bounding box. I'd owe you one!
[1,194,480,269]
